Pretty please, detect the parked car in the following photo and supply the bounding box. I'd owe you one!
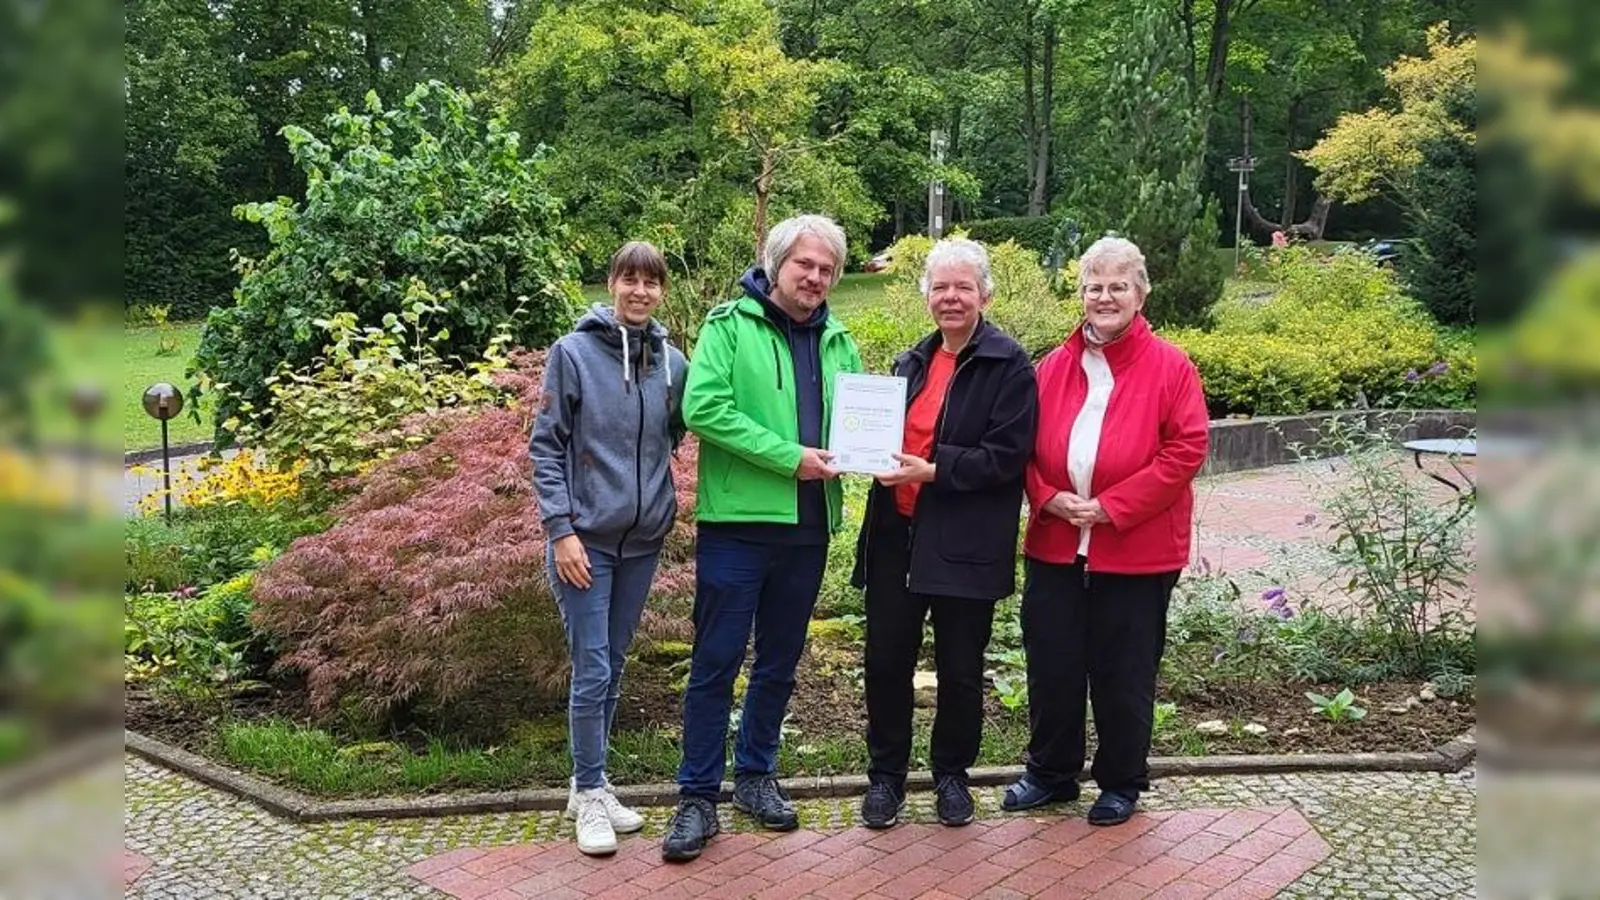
[863,250,893,273]
[1358,237,1415,268]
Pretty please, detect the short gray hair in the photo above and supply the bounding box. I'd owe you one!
[920,238,995,298]
[1078,236,1151,295]
[763,214,848,286]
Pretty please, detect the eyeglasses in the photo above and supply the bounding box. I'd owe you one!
[1081,281,1136,300]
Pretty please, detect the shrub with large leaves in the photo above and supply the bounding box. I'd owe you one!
[251,352,698,723]
[191,81,582,437]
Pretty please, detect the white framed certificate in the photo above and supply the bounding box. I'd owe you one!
[828,373,907,475]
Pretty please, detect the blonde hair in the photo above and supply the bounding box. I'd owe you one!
[763,215,847,286]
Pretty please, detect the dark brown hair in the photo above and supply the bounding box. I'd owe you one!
[607,241,669,285]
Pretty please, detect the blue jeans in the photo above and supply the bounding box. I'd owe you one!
[676,529,828,798]
[548,542,660,791]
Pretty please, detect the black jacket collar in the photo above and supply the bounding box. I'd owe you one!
[897,316,1010,370]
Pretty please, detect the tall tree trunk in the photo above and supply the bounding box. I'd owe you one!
[1021,10,1038,213]
[893,198,904,239]
[1203,0,1234,108]
[1027,18,1056,216]
[1281,97,1299,225]
[947,105,961,225]
[753,149,774,262]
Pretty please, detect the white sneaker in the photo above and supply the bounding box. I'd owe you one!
[573,788,617,856]
[566,777,644,834]
[597,786,644,834]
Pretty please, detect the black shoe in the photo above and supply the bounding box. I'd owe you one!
[934,775,974,827]
[860,782,905,830]
[661,797,720,862]
[732,774,800,831]
[1001,773,1081,812]
[1087,789,1139,826]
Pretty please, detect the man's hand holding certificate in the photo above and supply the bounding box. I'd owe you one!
[827,373,907,475]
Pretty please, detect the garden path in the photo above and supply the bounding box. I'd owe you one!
[115,753,1475,898]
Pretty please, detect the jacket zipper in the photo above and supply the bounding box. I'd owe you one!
[770,338,785,391]
[616,375,646,557]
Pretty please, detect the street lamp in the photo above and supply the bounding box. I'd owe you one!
[1227,155,1258,273]
[141,382,184,523]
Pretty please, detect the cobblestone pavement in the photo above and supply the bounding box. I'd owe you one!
[125,755,1475,898]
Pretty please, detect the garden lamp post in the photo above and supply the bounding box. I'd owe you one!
[141,382,184,523]
[1227,156,1257,273]
[67,383,105,513]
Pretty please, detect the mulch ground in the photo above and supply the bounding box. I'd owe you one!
[127,632,1475,770]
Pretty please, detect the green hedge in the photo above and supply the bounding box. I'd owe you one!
[957,216,1057,259]
[1168,247,1476,416]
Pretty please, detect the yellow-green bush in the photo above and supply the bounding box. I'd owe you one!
[854,234,1077,367]
[1168,247,1476,415]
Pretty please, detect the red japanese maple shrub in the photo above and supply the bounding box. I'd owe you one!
[253,350,700,723]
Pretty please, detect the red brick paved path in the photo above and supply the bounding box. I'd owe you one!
[409,806,1330,899]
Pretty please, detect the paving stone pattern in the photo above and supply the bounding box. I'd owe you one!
[125,755,1475,899]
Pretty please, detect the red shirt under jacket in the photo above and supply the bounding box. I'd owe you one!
[1024,315,1210,573]
[896,346,958,517]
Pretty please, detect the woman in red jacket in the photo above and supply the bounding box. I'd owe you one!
[1001,236,1209,826]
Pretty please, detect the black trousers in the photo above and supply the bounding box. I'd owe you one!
[863,510,997,790]
[1020,556,1178,795]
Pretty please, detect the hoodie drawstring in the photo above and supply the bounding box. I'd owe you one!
[618,325,632,390]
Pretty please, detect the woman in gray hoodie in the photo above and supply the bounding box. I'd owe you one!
[530,241,687,856]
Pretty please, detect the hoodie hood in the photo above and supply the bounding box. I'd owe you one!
[740,266,829,331]
[573,303,672,389]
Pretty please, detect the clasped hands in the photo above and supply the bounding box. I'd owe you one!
[1044,490,1109,528]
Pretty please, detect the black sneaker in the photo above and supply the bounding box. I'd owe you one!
[732,774,800,831]
[859,782,905,830]
[661,797,720,862]
[934,775,974,827]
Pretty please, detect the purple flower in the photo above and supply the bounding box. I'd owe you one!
[1261,587,1286,604]
[1299,513,1318,526]
[1404,369,1420,382]
[1425,360,1450,377]
[1269,603,1295,620]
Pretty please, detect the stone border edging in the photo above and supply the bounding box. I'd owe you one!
[125,727,1476,824]
[125,441,214,466]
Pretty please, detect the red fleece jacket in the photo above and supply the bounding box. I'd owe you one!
[1024,315,1209,573]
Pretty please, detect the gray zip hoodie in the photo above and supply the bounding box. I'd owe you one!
[530,305,688,559]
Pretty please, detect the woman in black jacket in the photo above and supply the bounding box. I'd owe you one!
[850,238,1039,829]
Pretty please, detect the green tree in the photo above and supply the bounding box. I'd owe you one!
[125,0,499,318]
[1062,0,1224,326]
[191,82,581,436]
[496,0,878,338]
[1301,24,1475,323]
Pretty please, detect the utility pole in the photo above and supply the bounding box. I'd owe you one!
[928,128,947,239]
[1227,155,1257,272]
[1228,96,1257,273]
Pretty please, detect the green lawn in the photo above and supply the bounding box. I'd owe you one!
[121,322,211,451]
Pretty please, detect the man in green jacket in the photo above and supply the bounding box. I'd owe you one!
[662,214,863,862]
